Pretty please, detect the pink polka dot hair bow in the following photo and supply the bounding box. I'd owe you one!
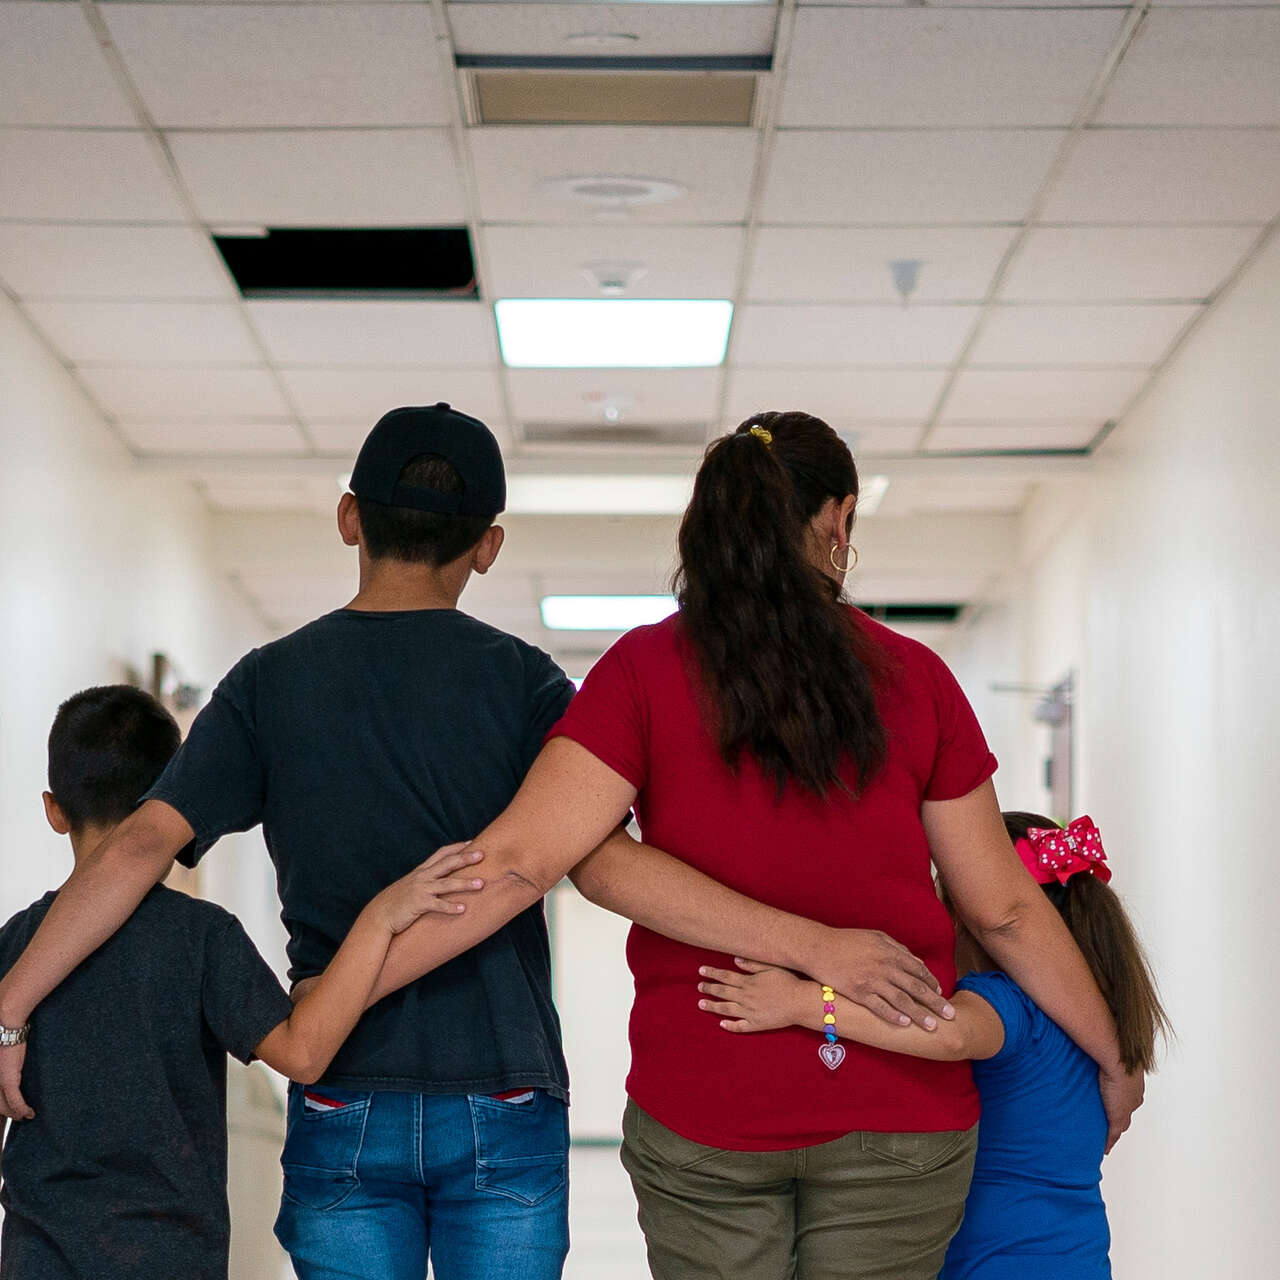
[1016,816,1112,886]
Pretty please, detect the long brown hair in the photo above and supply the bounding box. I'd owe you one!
[673,411,888,796]
[1004,812,1171,1073]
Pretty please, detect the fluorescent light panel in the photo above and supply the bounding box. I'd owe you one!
[541,595,677,631]
[495,299,732,368]
[507,474,692,515]
[858,475,890,516]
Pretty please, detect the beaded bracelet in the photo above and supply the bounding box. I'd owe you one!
[818,985,845,1070]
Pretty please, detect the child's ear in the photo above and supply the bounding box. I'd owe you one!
[336,491,361,548]
[472,524,505,576]
[43,791,72,835]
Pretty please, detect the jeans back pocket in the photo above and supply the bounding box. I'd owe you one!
[281,1084,372,1211]
[468,1091,569,1207]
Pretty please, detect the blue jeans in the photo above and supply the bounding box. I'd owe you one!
[274,1084,570,1280]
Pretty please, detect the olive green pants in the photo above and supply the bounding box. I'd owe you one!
[620,1099,977,1280]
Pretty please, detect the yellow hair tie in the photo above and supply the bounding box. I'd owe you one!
[748,424,773,446]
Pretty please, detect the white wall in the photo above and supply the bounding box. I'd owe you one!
[947,228,1280,1275]
[0,292,272,924]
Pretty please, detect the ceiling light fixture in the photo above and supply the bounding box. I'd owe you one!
[495,298,733,368]
[858,475,891,516]
[507,474,693,515]
[541,595,678,632]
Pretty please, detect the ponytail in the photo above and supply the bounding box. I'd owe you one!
[673,411,888,796]
[1003,812,1171,1073]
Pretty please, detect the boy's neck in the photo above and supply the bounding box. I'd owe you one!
[69,822,119,866]
[345,556,468,613]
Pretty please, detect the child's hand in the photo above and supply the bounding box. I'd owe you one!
[697,959,812,1033]
[371,844,485,934]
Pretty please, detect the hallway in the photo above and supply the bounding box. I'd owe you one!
[2,2,1279,1276]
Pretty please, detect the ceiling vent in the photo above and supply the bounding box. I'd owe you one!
[858,604,964,625]
[469,70,758,127]
[213,227,477,300]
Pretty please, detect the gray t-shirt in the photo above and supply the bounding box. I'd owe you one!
[0,886,293,1280]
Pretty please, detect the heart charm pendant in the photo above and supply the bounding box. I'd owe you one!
[819,1042,846,1071]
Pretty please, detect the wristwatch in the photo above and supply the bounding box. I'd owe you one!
[0,1022,29,1047]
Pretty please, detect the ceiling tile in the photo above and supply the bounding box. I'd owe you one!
[1042,129,1280,224]
[247,301,498,367]
[482,225,744,298]
[748,227,1015,302]
[971,303,1201,366]
[507,368,720,425]
[470,127,758,224]
[1097,12,1280,127]
[763,131,1064,225]
[27,300,261,365]
[724,368,946,423]
[1001,226,1260,301]
[925,0,1125,7]
[878,478,1029,516]
[305,418,512,456]
[448,3,777,57]
[942,368,1147,420]
[116,420,307,455]
[783,10,1124,128]
[924,422,1099,451]
[732,304,977,366]
[305,421,382,454]
[0,129,187,222]
[169,129,466,226]
[200,477,322,514]
[834,422,925,455]
[0,2,136,126]
[103,4,453,128]
[282,367,504,423]
[77,366,290,419]
[0,224,233,299]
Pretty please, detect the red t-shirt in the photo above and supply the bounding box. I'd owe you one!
[549,609,997,1150]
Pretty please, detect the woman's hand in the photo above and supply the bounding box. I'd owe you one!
[697,959,812,1033]
[368,844,485,935]
[1099,1065,1145,1154]
[822,929,954,1031]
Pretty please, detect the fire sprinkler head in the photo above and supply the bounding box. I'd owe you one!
[888,258,924,304]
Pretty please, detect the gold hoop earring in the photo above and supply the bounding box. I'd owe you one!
[830,544,858,574]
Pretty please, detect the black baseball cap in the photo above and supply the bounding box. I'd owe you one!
[349,403,506,517]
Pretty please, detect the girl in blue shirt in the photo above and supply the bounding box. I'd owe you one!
[696,810,1169,1280]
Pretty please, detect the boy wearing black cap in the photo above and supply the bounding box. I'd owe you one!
[0,406,576,1280]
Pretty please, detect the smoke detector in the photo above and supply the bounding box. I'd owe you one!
[582,391,637,423]
[580,261,648,296]
[542,175,686,211]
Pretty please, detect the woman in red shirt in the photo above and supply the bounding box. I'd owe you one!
[369,411,1142,1279]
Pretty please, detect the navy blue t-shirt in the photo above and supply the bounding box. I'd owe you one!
[940,971,1111,1280]
[144,607,575,1098]
[0,887,293,1280]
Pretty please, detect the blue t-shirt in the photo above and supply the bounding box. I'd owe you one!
[939,971,1111,1280]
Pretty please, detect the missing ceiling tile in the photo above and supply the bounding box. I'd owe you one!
[214,227,477,300]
